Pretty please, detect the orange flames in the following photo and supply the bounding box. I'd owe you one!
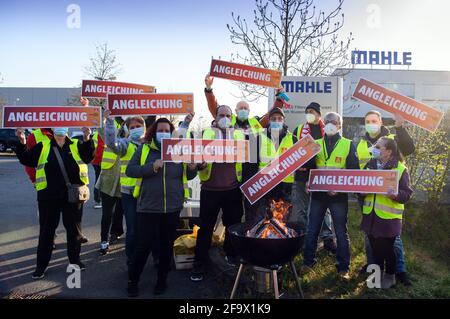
[258,199,292,239]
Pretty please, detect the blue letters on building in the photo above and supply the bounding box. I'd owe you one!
[281,81,332,93]
[351,50,412,66]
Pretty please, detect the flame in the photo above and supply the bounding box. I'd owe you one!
[259,199,292,239]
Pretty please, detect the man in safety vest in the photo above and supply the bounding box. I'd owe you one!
[190,105,245,282]
[358,110,415,286]
[302,112,359,280]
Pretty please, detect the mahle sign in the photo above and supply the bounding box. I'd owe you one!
[351,50,412,66]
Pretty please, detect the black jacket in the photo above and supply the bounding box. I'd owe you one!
[16,138,95,201]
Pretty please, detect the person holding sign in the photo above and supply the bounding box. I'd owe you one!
[359,137,413,289]
[190,105,246,282]
[291,102,336,254]
[302,112,359,280]
[126,118,197,296]
[14,126,95,279]
[358,110,415,286]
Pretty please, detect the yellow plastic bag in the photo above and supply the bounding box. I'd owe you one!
[173,225,199,255]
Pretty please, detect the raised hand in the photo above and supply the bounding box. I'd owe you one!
[205,73,214,90]
[80,97,89,107]
[15,128,26,145]
[81,127,92,141]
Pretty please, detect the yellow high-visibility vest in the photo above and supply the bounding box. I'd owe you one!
[32,129,51,144]
[133,141,189,206]
[120,142,138,194]
[198,128,244,183]
[362,162,407,220]
[35,139,89,191]
[357,134,396,169]
[315,137,352,169]
[259,132,295,183]
[231,115,263,134]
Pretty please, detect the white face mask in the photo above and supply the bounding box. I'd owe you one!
[306,113,316,124]
[365,123,381,135]
[324,123,338,136]
[218,117,231,129]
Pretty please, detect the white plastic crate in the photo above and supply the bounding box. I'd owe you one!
[174,253,195,270]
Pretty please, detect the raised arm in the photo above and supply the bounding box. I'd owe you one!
[204,73,219,118]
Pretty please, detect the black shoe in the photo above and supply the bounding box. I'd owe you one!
[110,233,124,244]
[32,268,46,280]
[323,239,337,255]
[75,261,86,271]
[359,264,369,274]
[127,281,139,297]
[153,278,167,295]
[80,236,89,244]
[396,272,412,286]
[190,264,205,282]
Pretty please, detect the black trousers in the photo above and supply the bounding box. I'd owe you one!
[100,192,124,242]
[194,188,244,264]
[36,199,83,269]
[93,164,101,203]
[129,211,180,283]
[368,235,397,275]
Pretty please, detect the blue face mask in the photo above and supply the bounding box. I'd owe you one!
[129,127,144,141]
[270,121,283,130]
[156,132,171,144]
[53,128,68,136]
[237,109,249,121]
[370,147,381,159]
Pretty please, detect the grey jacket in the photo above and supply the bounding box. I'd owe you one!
[126,141,197,214]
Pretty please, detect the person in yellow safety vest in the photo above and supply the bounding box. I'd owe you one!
[190,105,246,283]
[14,126,95,279]
[357,110,415,169]
[302,112,360,280]
[357,110,415,286]
[125,117,198,297]
[204,73,287,134]
[359,137,413,289]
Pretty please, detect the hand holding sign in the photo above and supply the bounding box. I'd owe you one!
[205,73,214,90]
[15,128,26,145]
[82,127,92,141]
[153,159,164,172]
[393,113,405,128]
[80,97,89,107]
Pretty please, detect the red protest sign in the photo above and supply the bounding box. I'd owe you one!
[107,93,194,116]
[210,59,282,88]
[240,135,321,205]
[308,169,399,194]
[2,106,101,128]
[352,78,444,132]
[81,80,155,99]
[161,138,249,163]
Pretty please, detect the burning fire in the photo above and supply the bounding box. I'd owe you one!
[246,199,297,239]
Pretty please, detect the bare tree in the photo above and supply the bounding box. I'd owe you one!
[227,0,353,100]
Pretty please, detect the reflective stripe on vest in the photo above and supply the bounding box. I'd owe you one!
[198,128,244,183]
[259,132,295,183]
[120,142,138,194]
[357,134,395,169]
[231,114,263,134]
[35,139,89,191]
[362,162,406,220]
[315,137,351,169]
[133,142,189,201]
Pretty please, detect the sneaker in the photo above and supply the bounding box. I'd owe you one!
[94,202,102,209]
[225,255,239,267]
[99,241,109,255]
[190,264,205,282]
[127,281,139,297]
[338,271,351,281]
[323,239,337,255]
[396,272,412,286]
[153,278,167,295]
[381,273,396,289]
[32,268,46,280]
[109,233,123,244]
[80,236,89,244]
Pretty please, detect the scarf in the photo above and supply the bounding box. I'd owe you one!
[300,119,325,139]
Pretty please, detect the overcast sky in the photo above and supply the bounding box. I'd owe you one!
[1,0,449,122]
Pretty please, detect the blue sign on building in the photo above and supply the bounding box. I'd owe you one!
[351,50,412,66]
[281,81,332,93]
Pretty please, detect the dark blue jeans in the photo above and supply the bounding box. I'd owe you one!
[303,198,351,272]
[121,192,137,260]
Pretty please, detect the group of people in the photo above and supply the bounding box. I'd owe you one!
[14,73,415,297]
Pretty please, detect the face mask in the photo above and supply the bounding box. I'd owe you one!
[218,117,231,129]
[53,128,68,136]
[156,132,171,144]
[365,123,380,135]
[129,127,144,141]
[306,113,316,124]
[369,147,382,159]
[270,121,283,130]
[324,123,338,136]
[237,109,249,121]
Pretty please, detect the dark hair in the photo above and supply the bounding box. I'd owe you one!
[144,117,174,142]
[365,110,382,121]
[379,137,404,162]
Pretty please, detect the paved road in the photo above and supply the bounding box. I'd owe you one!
[0,154,228,299]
